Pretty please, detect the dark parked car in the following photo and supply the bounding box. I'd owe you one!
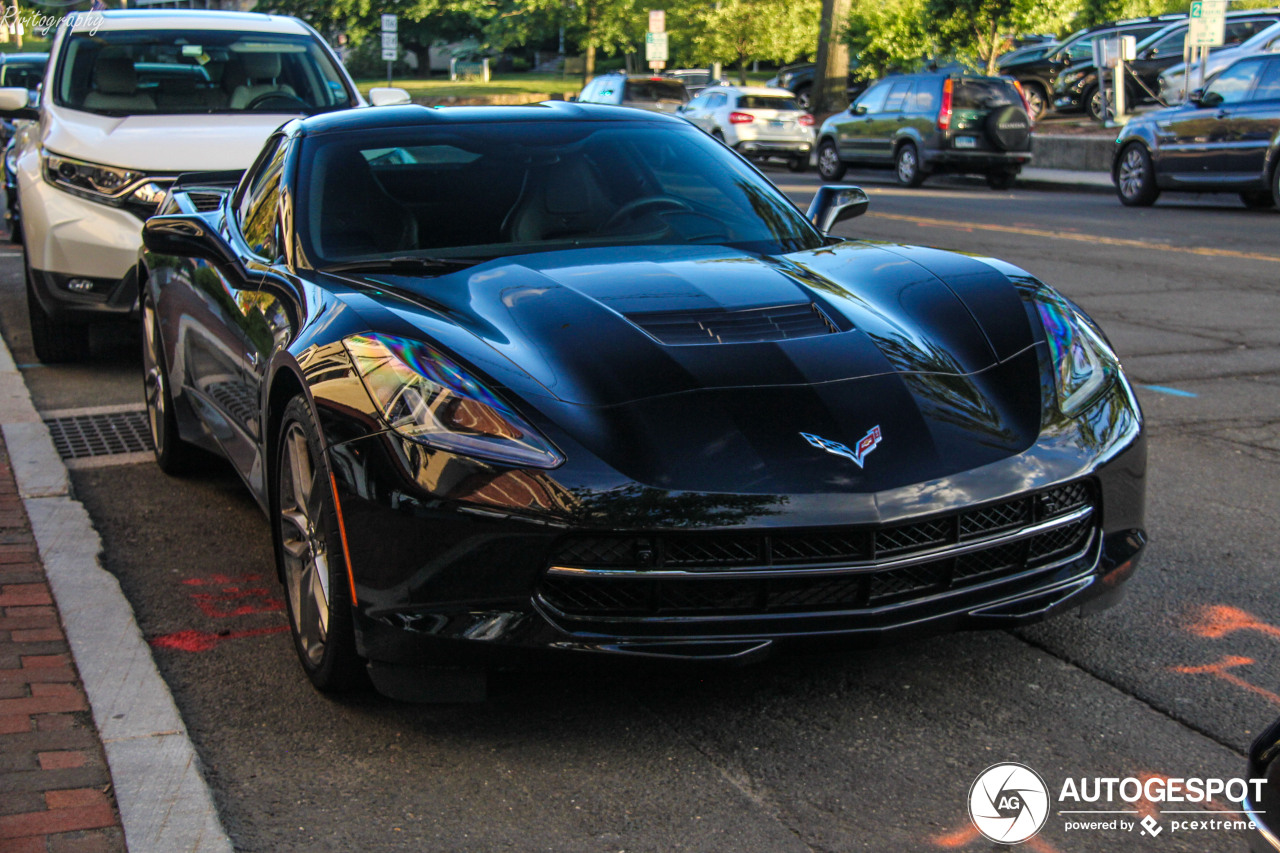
[1001,14,1184,119]
[816,72,1033,189]
[1054,11,1280,120]
[0,53,45,243]
[576,71,688,113]
[1113,53,1280,207]
[662,68,726,97]
[138,102,1146,701]
[766,61,867,110]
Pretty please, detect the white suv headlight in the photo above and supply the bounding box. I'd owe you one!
[41,150,170,210]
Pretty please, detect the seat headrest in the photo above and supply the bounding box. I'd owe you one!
[240,53,282,80]
[94,57,137,95]
[543,159,599,215]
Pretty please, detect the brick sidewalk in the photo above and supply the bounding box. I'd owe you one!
[0,436,126,852]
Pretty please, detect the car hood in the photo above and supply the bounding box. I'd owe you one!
[40,104,291,171]
[353,242,1046,492]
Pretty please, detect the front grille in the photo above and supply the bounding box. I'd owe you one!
[537,481,1097,620]
[187,191,225,212]
[626,302,839,345]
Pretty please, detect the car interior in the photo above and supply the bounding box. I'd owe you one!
[305,125,818,264]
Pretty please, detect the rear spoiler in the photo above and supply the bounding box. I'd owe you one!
[170,170,244,191]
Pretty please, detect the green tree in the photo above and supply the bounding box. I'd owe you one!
[484,0,647,80]
[845,0,936,80]
[682,0,821,85]
[926,0,1079,74]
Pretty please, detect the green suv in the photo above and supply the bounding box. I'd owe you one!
[816,72,1033,190]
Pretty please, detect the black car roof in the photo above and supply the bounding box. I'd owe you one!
[294,101,688,137]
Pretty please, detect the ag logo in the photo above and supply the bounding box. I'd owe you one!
[968,763,1050,844]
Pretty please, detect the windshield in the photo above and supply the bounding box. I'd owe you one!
[300,121,824,266]
[54,29,353,115]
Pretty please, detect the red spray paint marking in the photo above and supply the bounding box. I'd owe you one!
[1172,655,1280,706]
[181,573,264,586]
[149,625,289,652]
[1186,604,1280,641]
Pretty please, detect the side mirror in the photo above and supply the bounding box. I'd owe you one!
[806,185,869,234]
[0,87,37,120]
[143,214,244,275]
[1191,88,1222,108]
[368,86,412,107]
[852,104,868,115]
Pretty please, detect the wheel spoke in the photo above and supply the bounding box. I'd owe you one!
[287,429,313,508]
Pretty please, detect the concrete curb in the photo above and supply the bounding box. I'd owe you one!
[0,339,233,852]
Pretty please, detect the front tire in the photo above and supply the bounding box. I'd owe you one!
[986,170,1017,190]
[817,139,847,181]
[25,251,88,363]
[1086,86,1107,122]
[895,142,926,188]
[1116,143,1159,207]
[1240,190,1275,210]
[274,396,366,692]
[142,291,199,474]
[1022,83,1048,121]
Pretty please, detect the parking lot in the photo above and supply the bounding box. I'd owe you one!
[2,171,1278,851]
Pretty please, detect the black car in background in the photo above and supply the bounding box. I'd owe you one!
[816,72,1033,189]
[0,53,46,242]
[766,61,867,110]
[1114,53,1280,208]
[1000,14,1184,119]
[575,71,688,113]
[1054,11,1280,120]
[136,102,1144,700]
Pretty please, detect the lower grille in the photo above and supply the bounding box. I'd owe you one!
[537,482,1097,620]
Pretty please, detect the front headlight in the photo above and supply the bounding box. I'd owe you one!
[1030,287,1118,418]
[344,333,564,469]
[42,149,169,209]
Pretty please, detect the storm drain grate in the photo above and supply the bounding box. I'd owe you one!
[45,411,154,460]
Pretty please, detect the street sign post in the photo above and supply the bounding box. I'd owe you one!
[647,10,666,72]
[381,14,397,86]
[1186,0,1226,95]
[645,32,668,71]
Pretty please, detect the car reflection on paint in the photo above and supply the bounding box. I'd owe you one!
[136,102,1147,701]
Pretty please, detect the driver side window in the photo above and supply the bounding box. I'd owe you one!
[237,137,287,260]
[854,82,889,114]
[1205,58,1265,106]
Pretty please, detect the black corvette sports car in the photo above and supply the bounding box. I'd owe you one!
[138,102,1146,700]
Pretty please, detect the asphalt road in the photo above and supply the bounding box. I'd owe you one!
[2,170,1278,852]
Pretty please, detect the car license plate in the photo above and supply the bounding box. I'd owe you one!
[955,136,977,149]
[770,120,787,128]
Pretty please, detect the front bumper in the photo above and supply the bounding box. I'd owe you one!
[734,139,813,157]
[322,378,1145,669]
[18,168,151,320]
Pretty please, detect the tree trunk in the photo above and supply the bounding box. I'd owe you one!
[985,18,1000,76]
[737,55,748,85]
[812,0,852,116]
[585,44,596,81]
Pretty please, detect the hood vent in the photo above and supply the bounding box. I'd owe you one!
[626,302,839,346]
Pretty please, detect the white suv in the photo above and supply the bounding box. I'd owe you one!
[678,86,815,172]
[0,10,406,362]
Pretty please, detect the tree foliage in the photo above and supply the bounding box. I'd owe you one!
[682,0,821,83]
[845,0,935,81]
[926,0,1078,75]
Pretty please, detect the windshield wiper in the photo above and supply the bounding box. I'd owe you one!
[320,256,481,275]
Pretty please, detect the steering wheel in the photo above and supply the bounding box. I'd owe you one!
[245,93,310,111]
[599,195,691,232]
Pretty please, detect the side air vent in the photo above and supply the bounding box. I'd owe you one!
[626,302,840,345]
[186,192,225,213]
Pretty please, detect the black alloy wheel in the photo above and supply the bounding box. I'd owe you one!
[274,396,367,692]
[1116,143,1159,207]
[141,292,198,474]
[817,139,847,181]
